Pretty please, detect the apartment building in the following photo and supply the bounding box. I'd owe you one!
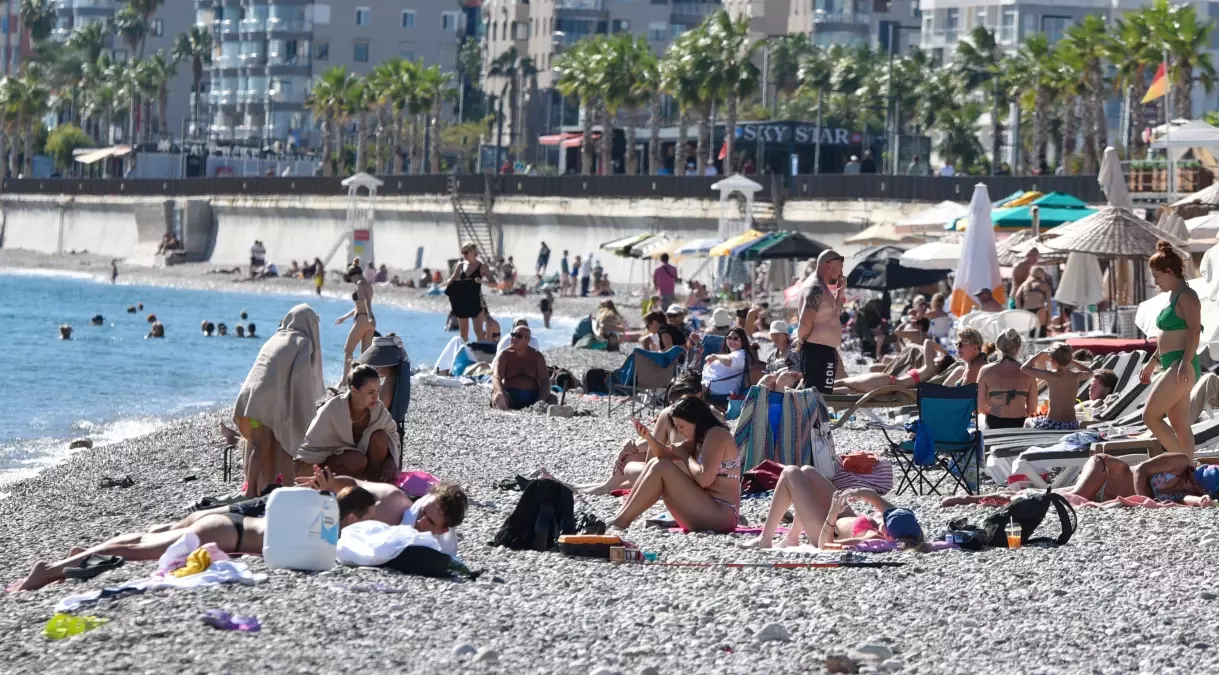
[192,0,470,147]
[789,0,921,52]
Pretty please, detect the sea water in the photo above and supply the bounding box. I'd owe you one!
[0,272,572,486]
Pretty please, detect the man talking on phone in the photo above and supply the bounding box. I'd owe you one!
[794,249,846,394]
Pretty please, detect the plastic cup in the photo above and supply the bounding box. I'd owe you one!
[1005,522,1022,549]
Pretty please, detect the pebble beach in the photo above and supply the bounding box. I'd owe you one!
[2,252,1219,674]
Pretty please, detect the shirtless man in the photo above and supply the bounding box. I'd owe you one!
[1012,248,1039,296]
[11,486,377,591]
[975,288,1004,313]
[795,249,846,394]
[1021,343,1094,430]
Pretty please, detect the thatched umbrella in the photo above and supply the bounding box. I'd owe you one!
[1044,207,1165,303]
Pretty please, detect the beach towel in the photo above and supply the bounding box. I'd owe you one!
[1060,493,1190,509]
[830,459,894,494]
[735,385,828,471]
[231,304,324,456]
[336,520,448,566]
[296,392,401,466]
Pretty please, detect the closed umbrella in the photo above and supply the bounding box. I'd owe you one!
[950,184,1006,315]
[846,245,950,291]
[1098,146,1134,210]
[1055,252,1105,310]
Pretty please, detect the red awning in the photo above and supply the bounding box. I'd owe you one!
[538,132,580,146]
[560,133,600,149]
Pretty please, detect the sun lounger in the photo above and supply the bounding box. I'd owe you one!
[826,386,919,429]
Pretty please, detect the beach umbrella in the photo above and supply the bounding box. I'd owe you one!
[745,231,828,261]
[950,184,1006,316]
[899,236,961,270]
[641,238,686,260]
[1171,183,1219,208]
[1186,212,1219,253]
[678,238,723,256]
[1098,146,1134,210]
[1054,252,1105,310]
[1157,210,1191,248]
[985,193,1096,231]
[845,245,949,291]
[1043,207,1164,258]
[600,233,654,257]
[894,200,970,233]
[709,229,766,257]
[844,223,925,246]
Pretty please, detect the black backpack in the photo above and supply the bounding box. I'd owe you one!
[489,478,577,552]
[982,488,1077,547]
[583,368,610,395]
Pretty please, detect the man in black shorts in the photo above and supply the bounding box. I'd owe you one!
[794,249,846,394]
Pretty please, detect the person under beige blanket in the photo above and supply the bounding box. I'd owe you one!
[232,304,325,498]
[296,365,401,482]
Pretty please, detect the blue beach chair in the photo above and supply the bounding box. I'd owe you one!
[607,346,686,417]
[883,383,982,495]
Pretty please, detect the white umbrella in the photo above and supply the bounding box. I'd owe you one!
[1098,147,1133,210]
[899,237,961,270]
[950,184,1004,315]
[677,238,722,256]
[1158,210,1191,246]
[894,200,970,232]
[1186,213,1219,253]
[1054,252,1105,309]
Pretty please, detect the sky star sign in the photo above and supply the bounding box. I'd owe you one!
[735,122,885,147]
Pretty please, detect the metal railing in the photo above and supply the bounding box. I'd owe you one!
[671,2,721,17]
[0,174,1104,203]
[812,11,871,26]
[555,0,607,11]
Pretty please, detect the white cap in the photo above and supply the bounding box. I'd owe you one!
[711,307,733,328]
[768,320,790,336]
[665,304,686,316]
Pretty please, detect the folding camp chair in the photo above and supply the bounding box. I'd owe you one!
[219,422,239,482]
[692,334,726,371]
[607,346,685,417]
[883,383,982,495]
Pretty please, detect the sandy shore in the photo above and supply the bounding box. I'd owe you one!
[1,253,1218,673]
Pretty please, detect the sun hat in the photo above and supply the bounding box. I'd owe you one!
[768,320,791,337]
[882,507,923,541]
[711,307,733,329]
[665,304,686,316]
[355,335,407,368]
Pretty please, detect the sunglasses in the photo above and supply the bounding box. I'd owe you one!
[511,332,528,339]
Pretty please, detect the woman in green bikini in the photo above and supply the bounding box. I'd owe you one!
[1140,241,1203,458]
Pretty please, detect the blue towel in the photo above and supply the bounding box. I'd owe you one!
[913,420,935,466]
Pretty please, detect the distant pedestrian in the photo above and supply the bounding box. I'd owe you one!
[559,250,571,296]
[540,287,554,329]
[110,260,118,284]
[536,241,551,277]
[653,253,680,309]
[860,151,876,174]
[844,155,861,174]
[571,255,582,298]
[580,251,594,297]
[905,155,927,176]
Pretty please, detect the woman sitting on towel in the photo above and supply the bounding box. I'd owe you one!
[580,373,722,495]
[977,329,1038,429]
[833,339,954,395]
[10,487,376,591]
[1020,342,1093,431]
[295,365,401,483]
[743,468,923,550]
[608,397,740,533]
[232,304,325,499]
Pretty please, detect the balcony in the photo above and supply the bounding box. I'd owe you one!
[267,18,312,34]
[555,0,606,10]
[671,2,720,18]
[61,0,114,9]
[238,18,267,32]
[812,11,870,26]
[921,29,960,48]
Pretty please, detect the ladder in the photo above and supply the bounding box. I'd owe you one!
[449,175,500,262]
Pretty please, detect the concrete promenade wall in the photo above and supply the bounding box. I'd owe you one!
[1,192,933,282]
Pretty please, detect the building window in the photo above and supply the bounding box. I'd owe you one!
[648,22,667,41]
[399,49,414,60]
[973,8,987,28]
[442,11,461,32]
[945,8,959,41]
[355,7,370,26]
[1000,8,1016,42]
[312,4,331,25]
[401,10,415,28]
[1041,16,1071,44]
[353,41,369,62]
[670,23,686,38]
[314,42,329,60]
[151,19,164,37]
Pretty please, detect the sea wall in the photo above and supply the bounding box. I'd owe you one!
[1,192,933,282]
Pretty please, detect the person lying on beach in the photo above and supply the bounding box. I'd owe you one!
[580,373,723,495]
[833,339,953,394]
[490,326,555,410]
[608,397,741,533]
[742,467,924,550]
[295,365,401,483]
[10,486,376,592]
[1020,343,1093,431]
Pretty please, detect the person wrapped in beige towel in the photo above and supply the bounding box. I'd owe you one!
[296,365,401,483]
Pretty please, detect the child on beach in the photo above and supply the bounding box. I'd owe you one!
[540,288,554,329]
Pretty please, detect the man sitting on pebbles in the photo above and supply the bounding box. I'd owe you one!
[491,326,555,410]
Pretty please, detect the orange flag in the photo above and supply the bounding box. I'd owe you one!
[1142,63,1167,104]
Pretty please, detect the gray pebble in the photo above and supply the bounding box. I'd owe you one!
[850,643,895,661]
[452,643,477,657]
[473,647,499,664]
[755,623,791,643]
[637,668,659,675]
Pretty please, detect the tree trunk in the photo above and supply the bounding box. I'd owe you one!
[599,103,613,175]
[1080,83,1098,176]
[580,97,595,175]
[429,101,442,174]
[392,116,404,174]
[23,126,32,177]
[1127,79,1148,158]
[355,112,367,173]
[1033,89,1050,168]
[320,117,332,177]
[1175,66,1193,120]
[648,93,661,175]
[1091,78,1107,170]
[695,105,710,176]
[192,75,201,139]
[675,111,690,177]
[158,93,169,144]
[725,95,738,174]
[406,116,417,175]
[0,125,7,178]
[990,78,1002,174]
[624,121,637,176]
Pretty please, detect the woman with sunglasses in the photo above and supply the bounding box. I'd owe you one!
[834,338,955,394]
[444,243,496,342]
[701,327,755,406]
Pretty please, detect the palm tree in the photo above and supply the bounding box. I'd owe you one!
[19,0,56,45]
[1008,34,1059,170]
[768,33,813,106]
[114,5,147,60]
[1143,0,1217,118]
[306,66,359,176]
[488,47,537,164]
[1107,14,1156,157]
[416,64,452,174]
[1047,53,1082,173]
[67,22,108,66]
[555,40,602,175]
[658,43,697,176]
[346,76,372,174]
[604,34,653,176]
[142,51,177,144]
[128,0,164,58]
[369,58,415,174]
[704,10,760,174]
[12,74,48,175]
[172,26,212,140]
[794,45,833,172]
[954,27,1007,173]
[1061,15,1110,176]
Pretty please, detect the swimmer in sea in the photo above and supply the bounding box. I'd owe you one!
[146,313,157,324]
[201,321,215,336]
[217,323,228,337]
[235,325,246,337]
[247,323,257,338]
[59,324,72,340]
[147,322,165,339]
[110,260,118,284]
[90,315,104,326]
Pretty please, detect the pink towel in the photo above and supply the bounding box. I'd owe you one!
[1062,493,1186,509]
[395,470,440,497]
[669,525,791,535]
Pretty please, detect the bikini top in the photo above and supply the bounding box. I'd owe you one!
[1156,290,1190,332]
[988,389,1028,404]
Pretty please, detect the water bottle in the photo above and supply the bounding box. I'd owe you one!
[262,487,339,572]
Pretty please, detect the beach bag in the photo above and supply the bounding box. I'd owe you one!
[809,425,836,479]
[550,367,577,391]
[842,452,878,474]
[741,459,785,495]
[981,488,1077,548]
[583,368,610,395]
[489,478,576,552]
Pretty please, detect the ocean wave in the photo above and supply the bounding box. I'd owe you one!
[0,415,168,487]
[0,267,98,281]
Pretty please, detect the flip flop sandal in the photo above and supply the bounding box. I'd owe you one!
[64,555,125,581]
[201,610,261,633]
[98,476,135,489]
